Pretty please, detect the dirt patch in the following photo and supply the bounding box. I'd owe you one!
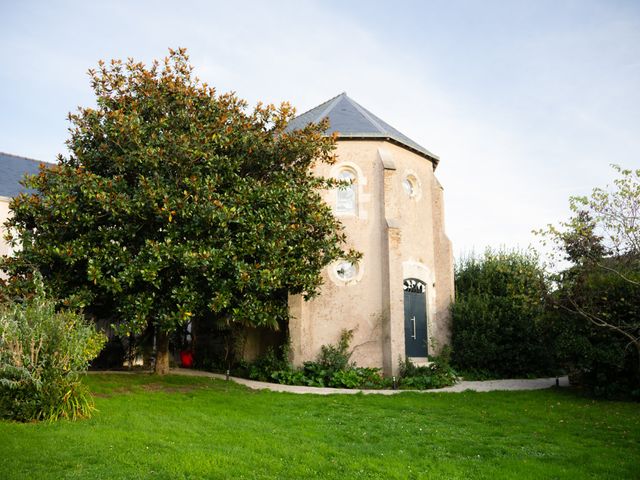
[139,383,200,394]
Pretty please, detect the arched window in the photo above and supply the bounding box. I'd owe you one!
[336,168,357,215]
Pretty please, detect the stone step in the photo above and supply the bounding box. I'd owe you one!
[408,357,430,367]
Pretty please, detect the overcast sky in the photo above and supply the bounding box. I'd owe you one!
[1,0,639,257]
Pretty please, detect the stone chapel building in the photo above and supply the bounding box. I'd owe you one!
[0,93,454,376]
[253,93,455,376]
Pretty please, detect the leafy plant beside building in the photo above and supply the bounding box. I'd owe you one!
[0,278,106,422]
[229,330,457,390]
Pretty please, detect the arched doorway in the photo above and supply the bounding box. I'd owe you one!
[403,278,427,357]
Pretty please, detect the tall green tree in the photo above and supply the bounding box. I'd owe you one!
[450,249,553,377]
[537,165,640,391]
[2,49,358,374]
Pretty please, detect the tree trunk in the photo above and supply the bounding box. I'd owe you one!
[155,330,170,375]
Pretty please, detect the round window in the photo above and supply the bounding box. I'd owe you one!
[402,175,420,198]
[335,261,357,281]
[402,178,414,196]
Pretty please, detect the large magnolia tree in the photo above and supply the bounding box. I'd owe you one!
[2,49,358,374]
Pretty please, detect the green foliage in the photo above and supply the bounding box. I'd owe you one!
[295,330,388,388]
[548,265,640,398]
[237,330,389,389]
[552,165,639,261]
[328,367,385,389]
[536,164,639,398]
[1,49,358,373]
[451,249,554,378]
[0,280,106,421]
[314,328,354,377]
[4,373,640,479]
[0,366,41,421]
[269,368,307,386]
[235,331,457,390]
[240,331,458,390]
[247,344,291,382]
[399,350,458,390]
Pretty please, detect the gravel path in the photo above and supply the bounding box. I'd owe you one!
[168,368,569,395]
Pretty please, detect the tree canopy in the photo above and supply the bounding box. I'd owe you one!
[538,165,639,267]
[2,48,358,373]
[450,248,553,378]
[536,165,640,395]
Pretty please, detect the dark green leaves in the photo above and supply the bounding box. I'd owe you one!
[2,49,353,338]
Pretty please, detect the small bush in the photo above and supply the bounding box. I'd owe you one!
[399,350,458,390]
[270,368,307,386]
[237,330,391,389]
[0,280,106,422]
[317,329,354,373]
[548,266,640,399]
[247,345,291,382]
[296,329,359,387]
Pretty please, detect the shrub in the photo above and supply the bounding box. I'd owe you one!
[270,368,307,386]
[549,265,640,398]
[317,329,354,373]
[0,281,106,421]
[451,249,555,378]
[399,350,458,390]
[298,329,356,386]
[239,330,390,389]
[534,164,639,398]
[247,345,291,382]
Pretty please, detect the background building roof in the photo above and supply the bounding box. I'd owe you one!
[0,152,45,198]
[285,92,439,166]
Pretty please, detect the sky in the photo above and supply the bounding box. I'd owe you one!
[1,0,639,257]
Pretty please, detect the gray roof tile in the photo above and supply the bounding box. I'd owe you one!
[0,152,47,197]
[286,92,439,165]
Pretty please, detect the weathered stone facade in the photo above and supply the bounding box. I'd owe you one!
[285,94,454,376]
[0,94,454,376]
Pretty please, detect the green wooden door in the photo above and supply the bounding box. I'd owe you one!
[404,279,427,357]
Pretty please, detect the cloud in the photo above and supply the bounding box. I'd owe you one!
[1,0,638,255]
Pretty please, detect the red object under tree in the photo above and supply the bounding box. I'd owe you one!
[180,350,194,368]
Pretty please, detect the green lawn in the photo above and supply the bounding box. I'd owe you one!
[1,374,639,479]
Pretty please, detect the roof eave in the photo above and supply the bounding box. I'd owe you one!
[334,135,440,168]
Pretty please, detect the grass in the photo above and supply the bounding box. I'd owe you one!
[1,374,639,479]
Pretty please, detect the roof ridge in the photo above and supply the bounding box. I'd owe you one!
[343,96,387,135]
[291,92,344,123]
[0,151,43,164]
[314,92,346,124]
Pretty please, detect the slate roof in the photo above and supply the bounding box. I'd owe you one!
[0,152,47,198]
[285,92,439,166]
